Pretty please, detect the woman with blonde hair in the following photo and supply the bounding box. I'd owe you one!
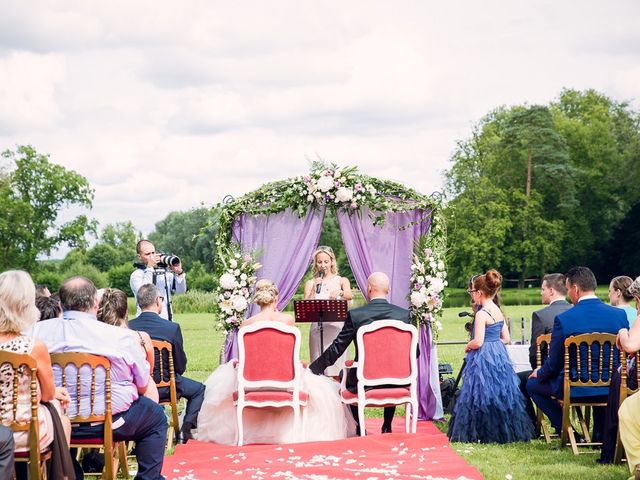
[304,246,353,376]
[196,278,355,445]
[0,270,72,452]
[97,288,158,402]
[448,269,535,443]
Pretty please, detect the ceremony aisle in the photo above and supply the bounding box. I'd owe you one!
[162,418,483,480]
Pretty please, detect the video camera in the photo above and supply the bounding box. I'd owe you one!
[459,311,474,334]
[157,252,180,269]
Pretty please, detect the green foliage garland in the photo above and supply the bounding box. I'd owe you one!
[213,162,447,333]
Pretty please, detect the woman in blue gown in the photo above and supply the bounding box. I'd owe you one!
[448,269,535,443]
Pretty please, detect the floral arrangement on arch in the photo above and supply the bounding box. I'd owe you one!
[216,247,261,332]
[212,160,448,336]
[408,234,447,340]
[302,165,379,210]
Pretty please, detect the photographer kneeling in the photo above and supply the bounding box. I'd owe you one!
[130,239,186,321]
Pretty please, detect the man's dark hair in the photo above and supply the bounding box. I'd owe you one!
[137,283,160,310]
[543,273,567,295]
[59,276,97,312]
[35,284,49,296]
[565,267,597,292]
[36,296,62,320]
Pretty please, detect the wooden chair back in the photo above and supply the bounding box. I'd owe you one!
[0,350,48,480]
[151,339,180,449]
[50,352,119,480]
[535,333,554,443]
[614,349,639,463]
[561,333,619,454]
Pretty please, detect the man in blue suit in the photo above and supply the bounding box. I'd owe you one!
[527,266,629,437]
[129,284,205,444]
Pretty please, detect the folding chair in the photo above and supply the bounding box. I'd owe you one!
[0,351,51,480]
[614,349,639,463]
[560,333,619,455]
[50,352,128,480]
[234,321,308,447]
[339,320,419,436]
[151,339,180,451]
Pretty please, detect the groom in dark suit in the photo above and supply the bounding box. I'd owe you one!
[309,272,414,434]
[129,284,206,444]
[526,266,629,437]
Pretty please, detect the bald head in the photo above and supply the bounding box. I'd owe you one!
[59,276,98,314]
[367,272,390,298]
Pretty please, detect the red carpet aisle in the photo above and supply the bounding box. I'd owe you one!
[163,418,483,480]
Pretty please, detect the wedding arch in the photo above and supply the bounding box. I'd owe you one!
[213,161,447,420]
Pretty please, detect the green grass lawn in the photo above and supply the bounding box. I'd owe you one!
[171,306,630,480]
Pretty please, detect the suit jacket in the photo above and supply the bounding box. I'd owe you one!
[536,298,629,397]
[529,299,572,369]
[309,298,412,376]
[129,311,188,393]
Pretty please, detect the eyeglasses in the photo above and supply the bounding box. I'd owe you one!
[466,289,478,294]
[157,296,165,302]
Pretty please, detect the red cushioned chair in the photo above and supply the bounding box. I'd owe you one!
[233,321,308,446]
[339,320,419,436]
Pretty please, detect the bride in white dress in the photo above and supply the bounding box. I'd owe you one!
[196,279,356,445]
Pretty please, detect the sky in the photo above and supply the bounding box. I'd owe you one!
[1,1,639,248]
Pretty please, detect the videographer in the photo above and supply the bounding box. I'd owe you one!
[130,239,186,321]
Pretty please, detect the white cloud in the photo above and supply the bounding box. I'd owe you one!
[0,0,639,254]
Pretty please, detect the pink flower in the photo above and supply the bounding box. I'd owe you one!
[243,254,252,263]
[355,183,363,191]
[424,248,433,256]
[350,202,358,209]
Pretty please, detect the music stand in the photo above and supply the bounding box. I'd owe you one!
[294,300,348,355]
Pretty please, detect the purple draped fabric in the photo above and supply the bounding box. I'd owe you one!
[336,207,431,306]
[222,329,238,364]
[223,207,325,362]
[337,207,443,420]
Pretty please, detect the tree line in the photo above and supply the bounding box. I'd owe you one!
[2,88,638,292]
[443,88,640,287]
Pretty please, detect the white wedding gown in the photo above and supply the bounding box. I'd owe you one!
[195,361,357,445]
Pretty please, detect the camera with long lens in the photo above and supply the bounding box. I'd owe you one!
[157,252,180,269]
[459,311,474,334]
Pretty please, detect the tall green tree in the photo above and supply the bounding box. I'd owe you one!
[149,207,218,271]
[0,145,96,271]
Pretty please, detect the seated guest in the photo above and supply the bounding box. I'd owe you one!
[33,276,167,480]
[610,275,637,326]
[618,276,640,477]
[0,271,72,460]
[527,266,629,440]
[599,276,639,463]
[129,284,205,444]
[36,295,62,320]
[310,272,415,435]
[97,288,159,402]
[517,273,572,428]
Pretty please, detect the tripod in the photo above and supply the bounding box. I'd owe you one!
[153,267,174,322]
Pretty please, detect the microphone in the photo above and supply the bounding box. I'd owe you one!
[316,269,325,294]
[458,311,473,317]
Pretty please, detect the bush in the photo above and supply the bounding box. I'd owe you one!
[172,290,217,314]
[31,269,63,292]
[61,262,108,289]
[107,263,134,296]
[187,261,216,292]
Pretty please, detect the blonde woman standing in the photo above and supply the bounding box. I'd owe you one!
[304,246,353,376]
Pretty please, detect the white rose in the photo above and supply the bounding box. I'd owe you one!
[219,273,238,290]
[314,191,322,199]
[229,259,238,269]
[435,320,443,331]
[427,278,444,294]
[437,261,445,270]
[240,273,248,281]
[316,175,334,192]
[335,187,354,203]
[366,184,377,194]
[234,269,240,276]
[410,291,425,308]
[417,276,425,284]
[220,300,233,315]
[307,194,314,202]
[231,295,248,312]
